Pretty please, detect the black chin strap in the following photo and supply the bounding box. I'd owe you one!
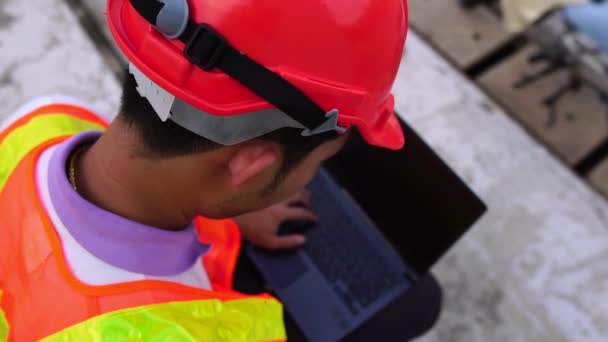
[128,0,333,132]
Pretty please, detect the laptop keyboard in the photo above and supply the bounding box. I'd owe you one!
[302,184,403,312]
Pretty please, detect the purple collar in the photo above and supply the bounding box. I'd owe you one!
[47,131,210,276]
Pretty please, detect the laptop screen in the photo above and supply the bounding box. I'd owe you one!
[323,116,487,276]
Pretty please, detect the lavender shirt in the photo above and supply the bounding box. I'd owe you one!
[47,132,210,276]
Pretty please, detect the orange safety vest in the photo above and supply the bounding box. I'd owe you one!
[0,103,286,341]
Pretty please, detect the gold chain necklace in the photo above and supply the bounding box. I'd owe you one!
[68,145,89,192]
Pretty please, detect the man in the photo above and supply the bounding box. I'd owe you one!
[0,0,440,340]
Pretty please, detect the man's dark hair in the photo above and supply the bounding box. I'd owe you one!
[119,70,339,176]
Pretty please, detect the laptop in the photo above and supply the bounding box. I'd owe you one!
[246,117,487,341]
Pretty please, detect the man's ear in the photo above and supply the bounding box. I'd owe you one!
[228,141,279,187]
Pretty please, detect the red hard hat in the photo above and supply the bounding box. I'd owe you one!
[107,0,408,149]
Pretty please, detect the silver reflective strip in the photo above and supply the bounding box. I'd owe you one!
[129,64,307,145]
[130,64,176,122]
[301,109,346,136]
[170,99,304,145]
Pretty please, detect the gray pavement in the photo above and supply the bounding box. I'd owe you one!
[398,34,608,342]
[0,0,120,119]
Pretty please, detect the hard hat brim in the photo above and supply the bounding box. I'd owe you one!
[358,110,405,151]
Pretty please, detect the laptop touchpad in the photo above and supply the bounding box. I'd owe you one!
[248,249,310,290]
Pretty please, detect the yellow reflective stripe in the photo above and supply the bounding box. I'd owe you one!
[0,290,9,342]
[43,298,286,342]
[0,114,104,191]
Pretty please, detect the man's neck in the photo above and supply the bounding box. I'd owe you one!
[75,123,192,230]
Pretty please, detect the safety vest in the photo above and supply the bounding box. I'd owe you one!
[0,102,286,341]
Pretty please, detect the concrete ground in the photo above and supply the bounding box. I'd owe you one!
[0,0,119,119]
[398,35,608,342]
[1,0,608,341]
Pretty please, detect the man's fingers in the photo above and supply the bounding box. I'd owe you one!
[299,190,312,207]
[265,234,307,250]
[282,207,319,222]
[287,190,312,208]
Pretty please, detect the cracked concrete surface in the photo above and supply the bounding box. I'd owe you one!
[0,0,120,121]
[397,35,608,342]
[2,0,608,341]
[0,1,16,30]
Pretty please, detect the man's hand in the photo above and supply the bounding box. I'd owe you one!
[233,191,318,250]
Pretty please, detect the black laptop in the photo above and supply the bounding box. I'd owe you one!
[246,117,487,341]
